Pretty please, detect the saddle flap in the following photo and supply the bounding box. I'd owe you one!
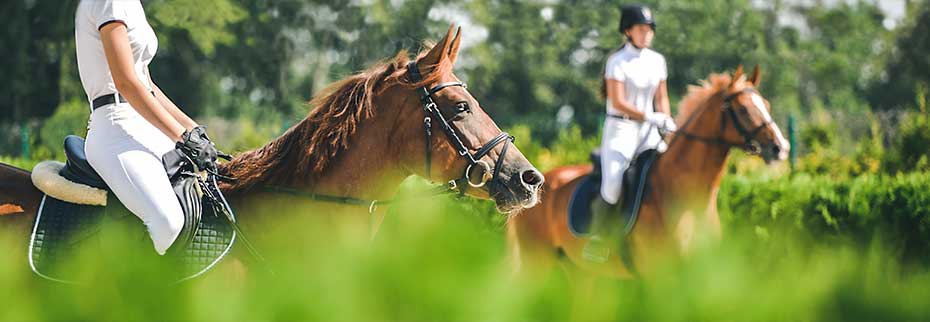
[589,149,603,178]
[567,149,660,237]
[29,193,236,284]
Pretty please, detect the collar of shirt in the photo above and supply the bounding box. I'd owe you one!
[621,43,644,57]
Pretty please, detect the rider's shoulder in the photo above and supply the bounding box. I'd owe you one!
[642,48,666,62]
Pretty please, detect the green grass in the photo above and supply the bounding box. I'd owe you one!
[3,166,930,321]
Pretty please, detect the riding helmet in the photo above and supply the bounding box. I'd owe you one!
[619,4,656,33]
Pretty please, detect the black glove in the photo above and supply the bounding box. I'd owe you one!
[176,126,219,172]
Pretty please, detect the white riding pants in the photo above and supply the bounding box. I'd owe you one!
[85,103,183,255]
[599,117,666,205]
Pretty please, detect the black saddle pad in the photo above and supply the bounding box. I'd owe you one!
[29,193,236,284]
[567,149,660,237]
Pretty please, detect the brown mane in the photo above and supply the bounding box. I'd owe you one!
[220,46,454,193]
[675,73,749,124]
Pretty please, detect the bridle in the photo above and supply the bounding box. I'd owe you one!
[406,60,514,195]
[671,88,773,154]
[260,60,517,212]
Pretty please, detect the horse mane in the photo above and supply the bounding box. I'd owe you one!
[675,73,749,124]
[220,45,454,193]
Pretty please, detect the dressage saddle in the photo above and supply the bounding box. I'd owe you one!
[60,135,107,190]
[567,148,659,238]
[28,135,236,284]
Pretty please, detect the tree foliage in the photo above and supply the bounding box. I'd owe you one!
[1,0,927,154]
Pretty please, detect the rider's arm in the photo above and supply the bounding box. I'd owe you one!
[654,80,671,115]
[606,79,646,121]
[146,67,198,130]
[100,22,186,142]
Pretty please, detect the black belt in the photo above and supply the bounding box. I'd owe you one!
[91,92,155,110]
[607,113,632,120]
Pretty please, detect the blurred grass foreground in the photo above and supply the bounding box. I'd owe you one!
[1,175,930,322]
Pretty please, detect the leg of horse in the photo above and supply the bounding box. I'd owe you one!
[0,164,41,246]
[626,200,678,278]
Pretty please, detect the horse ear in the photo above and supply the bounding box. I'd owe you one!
[420,24,457,67]
[748,65,761,87]
[447,27,463,65]
[730,64,745,89]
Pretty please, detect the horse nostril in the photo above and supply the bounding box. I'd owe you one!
[771,145,781,155]
[520,169,544,187]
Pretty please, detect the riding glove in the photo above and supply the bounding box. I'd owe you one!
[176,126,219,172]
[644,112,678,133]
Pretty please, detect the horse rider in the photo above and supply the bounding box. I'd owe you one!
[75,0,219,255]
[585,4,678,261]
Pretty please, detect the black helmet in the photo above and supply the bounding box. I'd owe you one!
[619,4,656,33]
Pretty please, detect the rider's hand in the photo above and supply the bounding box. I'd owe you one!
[176,126,219,172]
[644,112,678,133]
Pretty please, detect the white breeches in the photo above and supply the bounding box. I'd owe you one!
[85,103,183,255]
[599,117,666,205]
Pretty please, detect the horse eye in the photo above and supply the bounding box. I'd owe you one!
[455,102,470,114]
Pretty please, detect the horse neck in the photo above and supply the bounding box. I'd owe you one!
[299,96,411,202]
[653,98,732,207]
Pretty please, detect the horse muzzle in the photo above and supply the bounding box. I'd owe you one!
[486,166,544,213]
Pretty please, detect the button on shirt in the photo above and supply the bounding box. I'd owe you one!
[75,0,157,104]
[603,43,667,116]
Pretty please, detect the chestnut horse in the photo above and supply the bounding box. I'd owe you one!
[507,66,789,280]
[0,26,543,269]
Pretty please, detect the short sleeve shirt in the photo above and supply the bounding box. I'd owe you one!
[75,0,157,104]
[604,43,667,116]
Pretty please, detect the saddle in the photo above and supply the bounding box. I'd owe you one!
[567,148,659,237]
[28,135,236,284]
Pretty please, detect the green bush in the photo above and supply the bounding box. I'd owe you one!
[887,110,930,173]
[37,99,91,160]
[720,172,930,262]
[507,124,599,172]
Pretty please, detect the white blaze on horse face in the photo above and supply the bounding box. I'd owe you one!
[750,93,790,160]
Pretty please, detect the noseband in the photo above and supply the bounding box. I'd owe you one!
[674,88,773,154]
[407,61,514,194]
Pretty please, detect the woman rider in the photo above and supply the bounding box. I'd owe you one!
[75,0,219,255]
[585,4,678,262]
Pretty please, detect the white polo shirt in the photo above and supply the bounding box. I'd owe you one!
[75,0,157,104]
[604,43,667,116]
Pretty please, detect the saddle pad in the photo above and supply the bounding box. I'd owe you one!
[567,149,660,238]
[29,194,236,284]
[567,176,598,236]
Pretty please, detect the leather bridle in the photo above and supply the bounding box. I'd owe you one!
[672,88,773,154]
[406,60,514,195]
[260,60,518,212]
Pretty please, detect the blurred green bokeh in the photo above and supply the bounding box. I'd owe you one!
[2,175,930,321]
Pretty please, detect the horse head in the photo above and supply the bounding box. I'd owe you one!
[389,26,544,213]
